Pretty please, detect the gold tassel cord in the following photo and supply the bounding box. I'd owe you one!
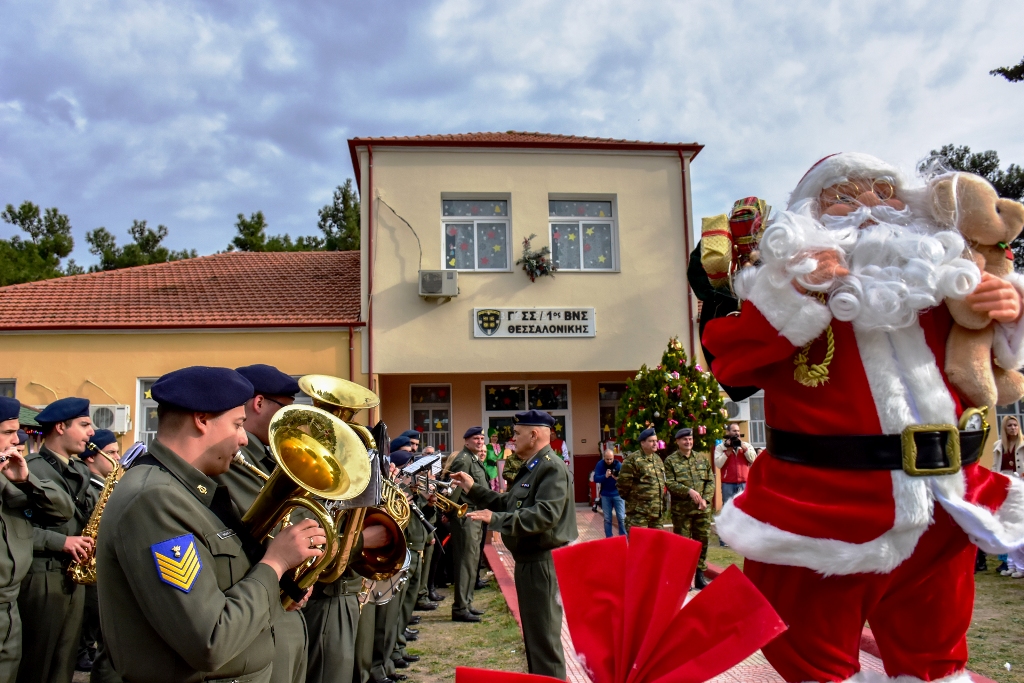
[793,324,835,388]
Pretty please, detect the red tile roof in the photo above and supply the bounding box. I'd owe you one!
[348,131,703,185]
[0,251,362,331]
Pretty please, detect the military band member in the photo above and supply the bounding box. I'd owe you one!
[663,427,715,589]
[96,366,326,683]
[451,410,577,679]
[444,427,489,622]
[616,427,668,534]
[18,397,99,683]
[389,448,429,675]
[0,397,74,683]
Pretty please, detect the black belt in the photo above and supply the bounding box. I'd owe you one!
[766,425,985,476]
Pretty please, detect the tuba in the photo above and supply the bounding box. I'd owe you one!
[242,404,371,607]
[298,374,410,583]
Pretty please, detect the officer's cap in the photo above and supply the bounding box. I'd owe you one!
[390,436,411,453]
[87,429,117,452]
[16,430,28,446]
[151,366,254,413]
[0,396,20,423]
[390,450,413,467]
[674,428,693,440]
[399,430,421,440]
[463,426,484,439]
[639,427,657,441]
[36,397,90,426]
[234,364,299,397]
[513,410,555,428]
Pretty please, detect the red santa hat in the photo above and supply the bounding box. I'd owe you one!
[788,153,907,209]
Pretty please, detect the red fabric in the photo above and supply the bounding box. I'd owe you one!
[962,463,1011,511]
[456,668,564,683]
[744,507,974,682]
[718,447,751,484]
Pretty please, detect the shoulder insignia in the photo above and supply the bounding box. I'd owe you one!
[544,455,550,461]
[151,533,202,593]
[527,459,538,470]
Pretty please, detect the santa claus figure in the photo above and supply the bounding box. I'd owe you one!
[704,153,1024,683]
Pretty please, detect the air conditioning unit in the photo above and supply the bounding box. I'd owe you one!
[90,404,131,434]
[418,270,458,299]
[722,400,750,422]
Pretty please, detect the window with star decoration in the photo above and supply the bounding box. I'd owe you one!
[549,199,617,271]
[442,199,510,271]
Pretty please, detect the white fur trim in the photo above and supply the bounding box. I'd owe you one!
[789,153,906,209]
[746,269,832,347]
[992,271,1024,370]
[843,671,972,683]
[934,475,1024,560]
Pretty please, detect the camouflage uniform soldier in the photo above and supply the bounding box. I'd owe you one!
[663,427,715,588]
[615,428,667,533]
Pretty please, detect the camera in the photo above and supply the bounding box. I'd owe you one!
[726,435,742,449]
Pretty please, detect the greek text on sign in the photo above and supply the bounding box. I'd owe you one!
[474,308,596,338]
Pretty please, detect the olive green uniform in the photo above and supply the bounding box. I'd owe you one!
[663,450,715,571]
[391,491,432,666]
[83,474,122,683]
[214,432,308,683]
[353,595,375,683]
[444,448,488,616]
[97,439,287,683]
[466,446,577,679]
[615,450,667,534]
[0,470,73,683]
[18,447,99,683]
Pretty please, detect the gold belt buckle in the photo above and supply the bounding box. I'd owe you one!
[900,424,960,476]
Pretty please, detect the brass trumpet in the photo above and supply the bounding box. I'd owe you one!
[409,475,467,517]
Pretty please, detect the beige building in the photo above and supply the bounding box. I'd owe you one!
[349,132,704,500]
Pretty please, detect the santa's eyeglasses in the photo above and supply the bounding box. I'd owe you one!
[820,178,896,208]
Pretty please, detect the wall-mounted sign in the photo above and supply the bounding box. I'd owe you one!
[474,307,596,338]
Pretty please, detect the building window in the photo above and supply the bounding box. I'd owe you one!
[442,199,510,271]
[138,379,158,447]
[483,382,570,451]
[411,385,451,453]
[0,380,14,399]
[748,392,766,448]
[549,199,617,271]
[598,383,628,446]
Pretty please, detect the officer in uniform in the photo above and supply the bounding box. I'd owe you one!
[451,410,577,679]
[443,427,489,622]
[616,427,668,534]
[663,427,715,589]
[19,397,99,683]
[212,364,308,683]
[0,397,74,683]
[96,366,327,683]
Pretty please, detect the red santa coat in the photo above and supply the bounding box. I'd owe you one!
[705,274,1024,576]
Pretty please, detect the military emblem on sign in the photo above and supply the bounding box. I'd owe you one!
[476,309,501,336]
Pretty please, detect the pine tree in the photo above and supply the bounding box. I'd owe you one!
[615,337,727,453]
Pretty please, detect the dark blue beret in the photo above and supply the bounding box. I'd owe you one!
[399,430,421,440]
[514,410,555,428]
[16,430,28,446]
[88,429,117,452]
[463,426,484,439]
[0,396,19,423]
[390,436,411,452]
[639,427,657,441]
[151,366,254,413]
[674,428,693,439]
[36,397,90,425]
[235,364,299,397]
[390,450,413,467]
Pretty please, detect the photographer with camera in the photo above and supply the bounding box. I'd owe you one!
[713,423,755,516]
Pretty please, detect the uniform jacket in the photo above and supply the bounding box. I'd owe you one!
[713,441,755,484]
[705,269,1024,576]
[26,446,98,566]
[664,450,714,512]
[0,471,73,600]
[616,451,667,516]
[445,448,489,512]
[465,446,577,561]
[97,439,284,683]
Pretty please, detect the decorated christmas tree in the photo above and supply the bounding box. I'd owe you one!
[615,337,727,453]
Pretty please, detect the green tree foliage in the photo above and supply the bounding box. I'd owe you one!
[615,337,726,453]
[925,144,1024,269]
[86,220,196,271]
[991,56,1024,83]
[0,201,82,286]
[317,179,360,251]
[228,211,324,252]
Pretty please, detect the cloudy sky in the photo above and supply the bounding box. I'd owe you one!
[1,0,1022,267]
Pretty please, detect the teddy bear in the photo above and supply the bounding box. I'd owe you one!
[931,172,1024,408]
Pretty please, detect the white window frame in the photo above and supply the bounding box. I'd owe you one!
[137,378,159,447]
[547,195,619,272]
[440,196,512,272]
[480,380,573,472]
[409,383,453,454]
[747,391,766,448]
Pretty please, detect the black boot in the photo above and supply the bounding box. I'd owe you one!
[693,569,709,590]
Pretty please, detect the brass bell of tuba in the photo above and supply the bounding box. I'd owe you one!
[243,404,371,608]
[298,374,409,583]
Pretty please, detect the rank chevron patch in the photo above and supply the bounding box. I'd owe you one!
[151,533,202,593]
